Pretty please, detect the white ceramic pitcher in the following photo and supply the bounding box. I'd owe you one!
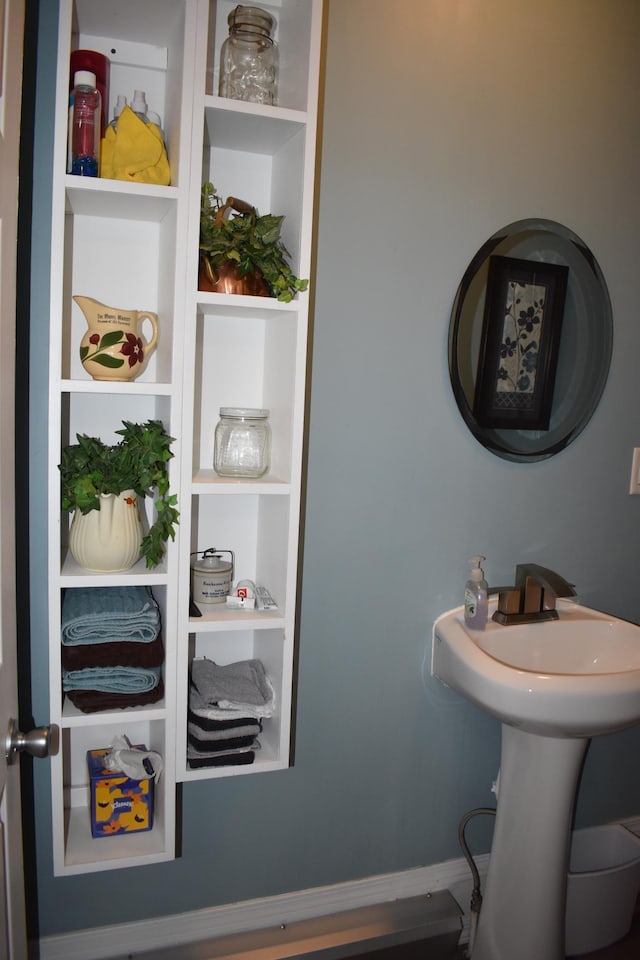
[68,490,143,572]
[75,295,158,382]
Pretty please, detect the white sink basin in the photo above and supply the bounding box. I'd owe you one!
[432,600,640,737]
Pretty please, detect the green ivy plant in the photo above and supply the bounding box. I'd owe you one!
[199,182,308,302]
[59,419,179,568]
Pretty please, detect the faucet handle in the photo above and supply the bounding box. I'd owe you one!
[522,575,543,614]
[488,586,522,618]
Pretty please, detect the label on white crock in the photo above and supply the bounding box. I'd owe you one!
[192,568,232,604]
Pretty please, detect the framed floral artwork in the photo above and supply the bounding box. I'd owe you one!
[473,255,569,430]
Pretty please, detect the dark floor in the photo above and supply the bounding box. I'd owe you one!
[573,896,640,960]
[451,897,640,959]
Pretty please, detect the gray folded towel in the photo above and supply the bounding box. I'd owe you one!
[187,720,260,742]
[191,658,275,712]
[187,741,259,760]
[62,586,161,644]
[189,685,274,720]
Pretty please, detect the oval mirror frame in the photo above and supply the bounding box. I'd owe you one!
[449,218,613,462]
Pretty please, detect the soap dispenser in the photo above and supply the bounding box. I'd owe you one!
[464,556,488,629]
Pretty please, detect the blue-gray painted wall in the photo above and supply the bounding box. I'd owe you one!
[29,0,640,936]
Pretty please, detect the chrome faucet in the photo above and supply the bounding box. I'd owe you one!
[490,563,576,625]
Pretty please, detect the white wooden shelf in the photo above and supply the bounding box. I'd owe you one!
[60,700,167,727]
[183,755,288,783]
[59,379,175,395]
[65,178,179,220]
[47,0,323,873]
[46,0,193,876]
[188,609,285,631]
[59,551,169,584]
[175,0,321,783]
[62,806,170,875]
[196,292,301,316]
[204,98,308,155]
[192,469,292,494]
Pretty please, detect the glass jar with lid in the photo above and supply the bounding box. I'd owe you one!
[218,5,278,105]
[214,407,271,478]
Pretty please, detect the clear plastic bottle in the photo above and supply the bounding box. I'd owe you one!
[108,95,127,132]
[70,70,101,177]
[131,89,149,122]
[130,90,166,142]
[464,556,488,629]
[219,5,279,105]
[70,49,109,131]
[214,408,271,478]
[147,109,164,133]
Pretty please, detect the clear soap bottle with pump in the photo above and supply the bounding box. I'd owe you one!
[464,556,488,629]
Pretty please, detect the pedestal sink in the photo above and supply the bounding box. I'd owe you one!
[431,599,640,960]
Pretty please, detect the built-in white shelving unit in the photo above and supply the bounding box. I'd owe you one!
[47,0,322,874]
[175,0,322,782]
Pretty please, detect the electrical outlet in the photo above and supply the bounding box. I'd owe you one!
[629,448,640,494]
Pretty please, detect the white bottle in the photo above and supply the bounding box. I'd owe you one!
[131,89,149,122]
[108,95,128,132]
[464,556,488,629]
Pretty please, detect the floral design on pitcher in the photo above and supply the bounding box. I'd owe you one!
[121,333,145,368]
[81,330,125,370]
[124,495,144,528]
[80,330,145,371]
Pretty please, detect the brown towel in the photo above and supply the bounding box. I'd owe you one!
[61,634,163,670]
[65,679,164,714]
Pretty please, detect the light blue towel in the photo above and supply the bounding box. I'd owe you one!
[61,586,160,644]
[62,665,162,693]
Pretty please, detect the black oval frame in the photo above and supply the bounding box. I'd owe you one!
[449,219,613,463]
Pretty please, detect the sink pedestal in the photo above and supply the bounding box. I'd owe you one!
[431,599,640,957]
[471,725,588,960]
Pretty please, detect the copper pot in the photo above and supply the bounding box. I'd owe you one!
[199,195,271,297]
[199,255,270,297]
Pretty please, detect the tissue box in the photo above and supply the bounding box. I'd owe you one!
[87,746,154,839]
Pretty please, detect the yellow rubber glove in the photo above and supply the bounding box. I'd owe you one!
[100,105,170,185]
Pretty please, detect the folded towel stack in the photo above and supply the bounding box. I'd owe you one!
[187,658,275,768]
[61,586,164,713]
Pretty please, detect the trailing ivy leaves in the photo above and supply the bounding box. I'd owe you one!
[200,182,308,302]
[59,419,179,568]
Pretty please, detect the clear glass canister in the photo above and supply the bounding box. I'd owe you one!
[218,5,278,105]
[214,407,271,478]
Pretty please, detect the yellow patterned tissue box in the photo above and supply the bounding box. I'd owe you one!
[87,747,154,838]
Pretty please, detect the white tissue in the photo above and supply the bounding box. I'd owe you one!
[103,733,164,783]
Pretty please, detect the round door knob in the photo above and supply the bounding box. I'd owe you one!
[5,718,60,764]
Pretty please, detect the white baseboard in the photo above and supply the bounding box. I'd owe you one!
[41,814,640,960]
[38,853,489,960]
